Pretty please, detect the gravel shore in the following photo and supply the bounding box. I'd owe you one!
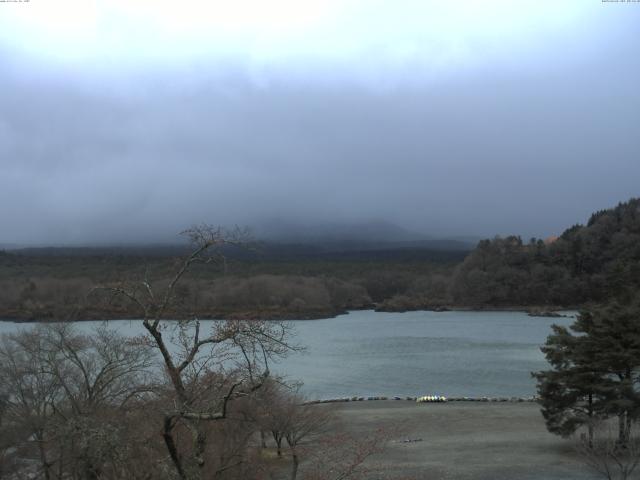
[330,400,599,480]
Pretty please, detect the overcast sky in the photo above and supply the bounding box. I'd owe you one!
[1,0,639,245]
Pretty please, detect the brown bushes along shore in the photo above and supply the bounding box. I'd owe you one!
[0,274,373,321]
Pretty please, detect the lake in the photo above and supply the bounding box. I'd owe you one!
[0,310,575,399]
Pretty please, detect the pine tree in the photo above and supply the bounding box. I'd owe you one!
[534,299,640,445]
[533,324,601,445]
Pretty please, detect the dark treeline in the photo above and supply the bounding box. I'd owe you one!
[0,241,463,321]
[1,198,639,321]
[344,198,640,312]
[446,198,640,307]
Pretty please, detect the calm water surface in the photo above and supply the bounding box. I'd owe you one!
[0,310,575,399]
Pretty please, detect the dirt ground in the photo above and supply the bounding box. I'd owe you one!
[329,400,600,480]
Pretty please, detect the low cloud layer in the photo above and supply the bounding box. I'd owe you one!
[1,2,639,245]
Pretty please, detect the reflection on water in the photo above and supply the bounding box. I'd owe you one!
[0,310,575,399]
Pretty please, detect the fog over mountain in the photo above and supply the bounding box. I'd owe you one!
[1,1,639,246]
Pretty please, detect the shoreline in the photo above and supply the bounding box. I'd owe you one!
[305,395,539,404]
[0,305,579,323]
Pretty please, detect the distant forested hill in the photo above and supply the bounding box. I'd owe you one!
[0,239,466,321]
[1,199,638,320]
[445,198,640,307]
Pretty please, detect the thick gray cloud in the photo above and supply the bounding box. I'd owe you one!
[0,3,639,245]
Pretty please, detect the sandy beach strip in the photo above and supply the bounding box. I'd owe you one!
[327,400,600,480]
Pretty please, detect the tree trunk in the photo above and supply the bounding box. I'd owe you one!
[193,424,207,479]
[618,412,628,446]
[272,432,283,457]
[587,393,594,448]
[290,451,299,480]
[163,416,187,480]
[36,431,51,480]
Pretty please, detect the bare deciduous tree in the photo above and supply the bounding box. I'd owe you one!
[300,427,394,480]
[284,398,333,480]
[0,324,157,480]
[93,225,299,480]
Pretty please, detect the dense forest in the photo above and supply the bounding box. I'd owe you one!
[0,241,464,321]
[1,198,638,321]
[445,197,640,308]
